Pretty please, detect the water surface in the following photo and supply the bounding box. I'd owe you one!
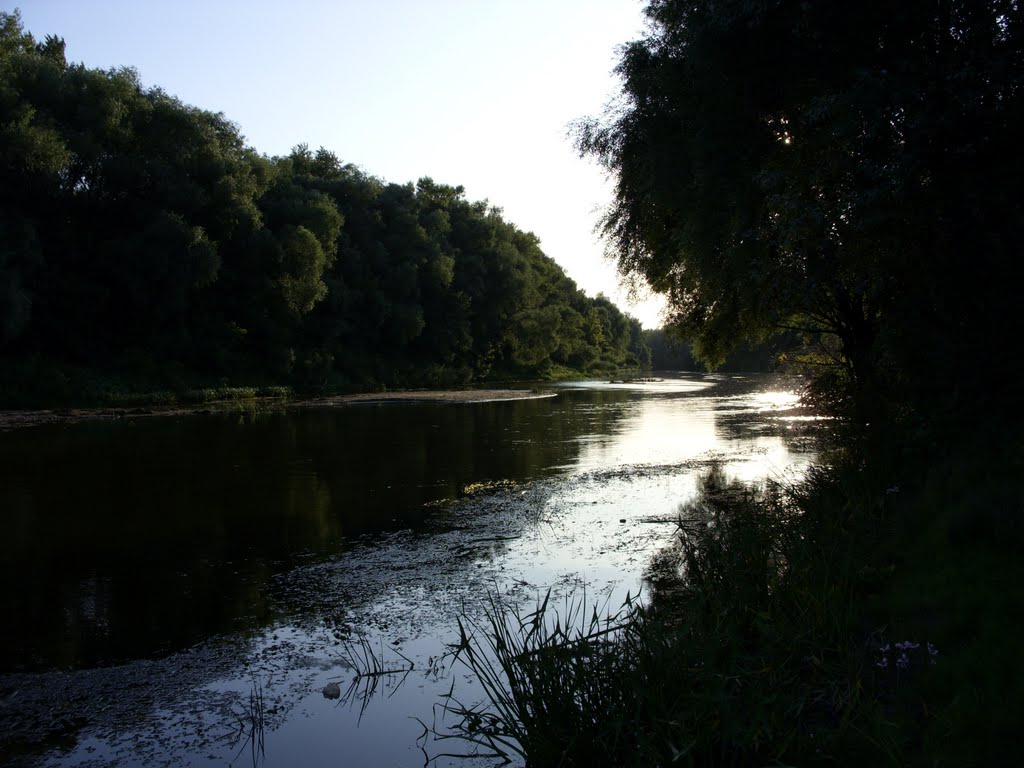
[0,374,817,767]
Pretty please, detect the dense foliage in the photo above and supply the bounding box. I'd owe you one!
[0,12,649,404]
[578,0,1023,421]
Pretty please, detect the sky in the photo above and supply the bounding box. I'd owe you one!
[7,0,668,327]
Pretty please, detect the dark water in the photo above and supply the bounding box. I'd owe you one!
[0,389,642,673]
[0,374,818,767]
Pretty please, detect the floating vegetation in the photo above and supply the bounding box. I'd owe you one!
[461,479,519,496]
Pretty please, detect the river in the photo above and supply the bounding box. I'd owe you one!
[0,373,818,767]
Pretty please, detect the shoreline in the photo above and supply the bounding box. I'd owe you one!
[299,389,556,406]
[0,389,556,432]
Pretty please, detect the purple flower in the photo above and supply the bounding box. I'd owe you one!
[876,656,889,669]
[927,642,938,657]
[897,652,910,670]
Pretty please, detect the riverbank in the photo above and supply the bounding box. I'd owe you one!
[443,424,1023,766]
[0,388,555,432]
[299,389,557,406]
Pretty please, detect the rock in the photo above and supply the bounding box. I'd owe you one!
[322,682,341,699]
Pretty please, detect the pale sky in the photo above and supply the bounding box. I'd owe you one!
[7,0,668,327]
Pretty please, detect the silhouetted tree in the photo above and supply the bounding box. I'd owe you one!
[579,0,1024,418]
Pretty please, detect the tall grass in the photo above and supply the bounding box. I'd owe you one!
[437,460,918,766]
[232,677,266,767]
[435,589,641,764]
[336,633,415,721]
[0,355,296,408]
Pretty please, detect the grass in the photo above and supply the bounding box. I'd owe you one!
[0,353,645,409]
[858,427,1024,767]
[434,588,641,765]
[0,356,297,408]
[437,439,1022,766]
[334,633,416,722]
[231,677,266,768]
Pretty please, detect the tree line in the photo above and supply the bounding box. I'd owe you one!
[578,0,1023,423]
[0,11,649,404]
[643,328,797,372]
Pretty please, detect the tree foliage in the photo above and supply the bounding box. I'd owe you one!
[0,11,648,401]
[579,0,1024,418]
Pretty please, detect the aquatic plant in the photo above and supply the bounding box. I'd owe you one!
[427,587,639,765]
[335,633,415,722]
[431,461,920,766]
[231,676,265,767]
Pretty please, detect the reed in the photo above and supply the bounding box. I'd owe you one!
[435,460,914,766]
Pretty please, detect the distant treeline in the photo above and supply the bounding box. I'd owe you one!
[0,13,649,404]
[643,329,795,373]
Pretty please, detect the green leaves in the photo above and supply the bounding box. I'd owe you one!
[0,9,651,392]
[276,225,329,315]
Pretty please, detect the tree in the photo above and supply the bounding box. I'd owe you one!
[0,11,269,367]
[0,9,651,398]
[579,0,1024,418]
